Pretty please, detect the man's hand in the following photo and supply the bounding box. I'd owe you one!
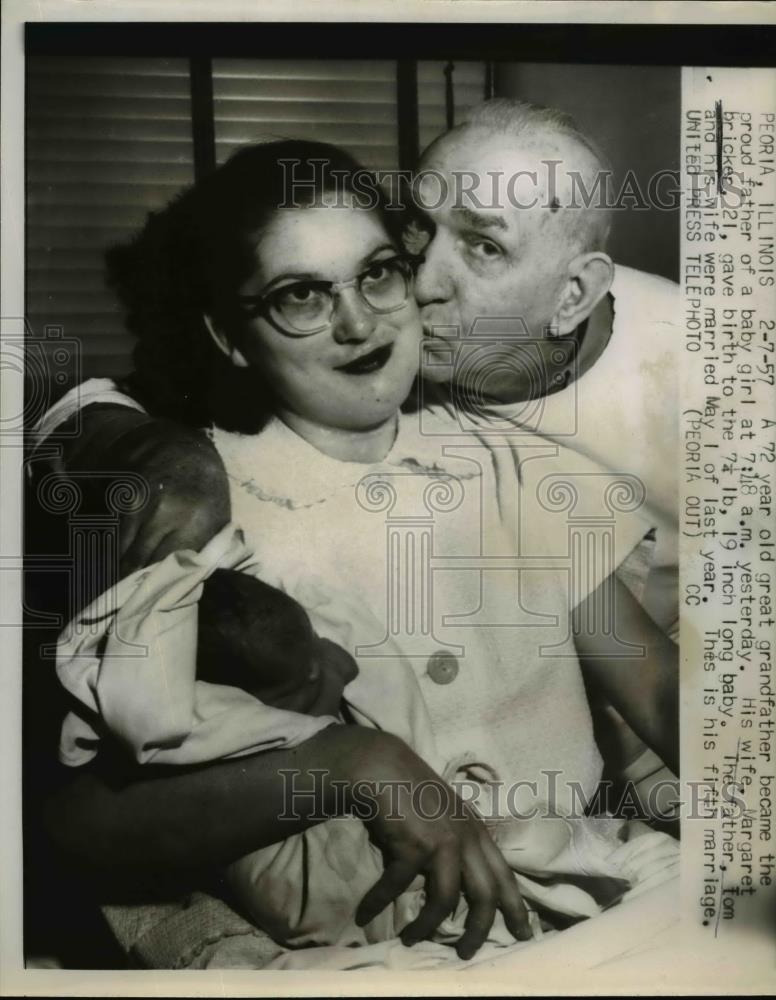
[349,734,531,959]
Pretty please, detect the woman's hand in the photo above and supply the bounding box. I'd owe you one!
[346,733,532,959]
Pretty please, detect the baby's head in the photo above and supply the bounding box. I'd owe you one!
[197,568,357,717]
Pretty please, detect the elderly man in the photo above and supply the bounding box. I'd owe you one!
[409,98,679,798]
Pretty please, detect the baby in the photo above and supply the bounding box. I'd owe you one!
[196,567,358,720]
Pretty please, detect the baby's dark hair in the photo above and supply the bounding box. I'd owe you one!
[196,568,313,694]
[107,139,406,433]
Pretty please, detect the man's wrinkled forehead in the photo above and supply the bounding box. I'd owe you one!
[416,132,568,240]
[417,125,606,251]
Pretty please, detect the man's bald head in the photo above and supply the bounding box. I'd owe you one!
[422,98,612,256]
[413,97,616,400]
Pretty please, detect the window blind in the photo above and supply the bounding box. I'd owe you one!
[26,56,195,383]
[212,59,400,172]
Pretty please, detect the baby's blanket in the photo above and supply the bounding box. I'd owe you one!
[56,524,339,767]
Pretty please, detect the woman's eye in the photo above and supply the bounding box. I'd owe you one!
[273,284,328,320]
[364,262,391,281]
[284,284,317,303]
[275,284,326,309]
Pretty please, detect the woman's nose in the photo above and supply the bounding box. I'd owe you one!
[413,231,454,304]
[331,287,377,343]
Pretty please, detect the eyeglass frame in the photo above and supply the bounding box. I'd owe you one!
[236,252,425,338]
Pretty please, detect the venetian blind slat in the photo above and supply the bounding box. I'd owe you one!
[212,59,399,173]
[26,56,195,381]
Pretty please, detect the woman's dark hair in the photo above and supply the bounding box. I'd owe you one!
[108,139,406,432]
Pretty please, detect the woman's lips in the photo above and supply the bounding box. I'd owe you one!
[336,343,393,375]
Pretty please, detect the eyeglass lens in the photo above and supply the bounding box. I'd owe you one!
[270,258,412,334]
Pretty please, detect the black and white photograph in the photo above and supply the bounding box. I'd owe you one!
[2,1,775,993]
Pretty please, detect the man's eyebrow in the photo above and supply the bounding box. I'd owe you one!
[453,206,508,232]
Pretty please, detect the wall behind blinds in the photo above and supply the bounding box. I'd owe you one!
[26,56,194,387]
[212,59,399,172]
[418,62,487,153]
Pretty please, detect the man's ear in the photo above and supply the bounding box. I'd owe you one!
[203,314,250,368]
[553,252,614,337]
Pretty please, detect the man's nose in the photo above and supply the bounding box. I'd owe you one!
[331,287,377,343]
[414,231,453,304]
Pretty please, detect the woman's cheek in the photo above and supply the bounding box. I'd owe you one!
[269,343,318,383]
[295,349,330,384]
[400,301,422,335]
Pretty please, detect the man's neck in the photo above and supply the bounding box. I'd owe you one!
[575,292,615,384]
[480,293,615,406]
